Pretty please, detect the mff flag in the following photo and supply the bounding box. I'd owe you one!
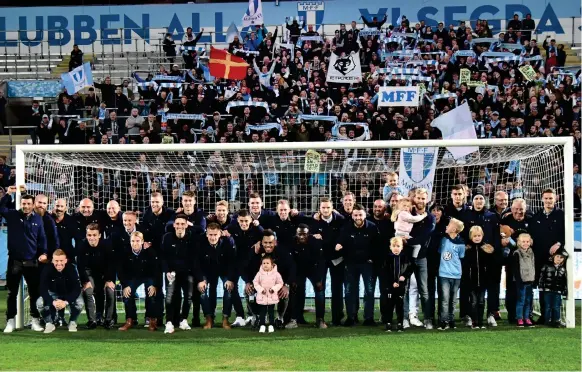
[209,47,249,80]
[61,62,93,94]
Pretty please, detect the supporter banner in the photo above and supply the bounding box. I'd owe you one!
[459,68,471,85]
[519,65,537,81]
[61,62,93,94]
[6,80,63,98]
[398,146,438,201]
[326,53,361,83]
[242,0,264,27]
[304,149,322,172]
[297,1,324,31]
[430,102,478,159]
[377,86,420,107]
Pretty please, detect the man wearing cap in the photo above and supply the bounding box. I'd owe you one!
[489,111,500,128]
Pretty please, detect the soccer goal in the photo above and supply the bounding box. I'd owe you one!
[13,138,575,328]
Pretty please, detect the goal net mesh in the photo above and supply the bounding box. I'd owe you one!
[18,142,567,325]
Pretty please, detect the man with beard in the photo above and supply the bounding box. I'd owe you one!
[501,198,531,323]
[51,198,77,262]
[465,193,501,327]
[310,198,345,326]
[246,230,295,328]
[367,199,395,324]
[286,224,326,329]
[530,188,564,325]
[335,204,380,326]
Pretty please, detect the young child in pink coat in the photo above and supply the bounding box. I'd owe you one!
[253,255,284,333]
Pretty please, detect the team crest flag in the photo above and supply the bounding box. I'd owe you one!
[399,147,438,201]
[209,47,249,80]
[61,62,93,94]
[242,0,264,27]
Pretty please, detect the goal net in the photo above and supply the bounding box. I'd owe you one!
[14,138,575,328]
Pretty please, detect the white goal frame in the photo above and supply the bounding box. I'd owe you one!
[13,137,576,329]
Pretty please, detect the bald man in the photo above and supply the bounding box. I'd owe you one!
[104,200,123,239]
[52,199,77,262]
[74,198,107,246]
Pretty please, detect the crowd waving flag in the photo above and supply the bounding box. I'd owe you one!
[242,0,264,27]
[430,102,478,159]
[209,47,249,80]
[61,62,93,94]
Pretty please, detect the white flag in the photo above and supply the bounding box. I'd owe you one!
[430,102,478,159]
[226,22,241,44]
[326,53,362,84]
[242,0,264,28]
[399,146,438,201]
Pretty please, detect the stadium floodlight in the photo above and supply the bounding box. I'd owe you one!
[13,138,575,329]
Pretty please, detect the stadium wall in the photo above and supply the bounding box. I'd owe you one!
[0,0,579,54]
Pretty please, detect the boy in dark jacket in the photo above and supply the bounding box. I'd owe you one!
[538,249,568,327]
[465,226,495,329]
[382,236,412,333]
[37,249,84,333]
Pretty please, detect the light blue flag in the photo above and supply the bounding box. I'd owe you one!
[61,62,93,94]
[226,22,241,44]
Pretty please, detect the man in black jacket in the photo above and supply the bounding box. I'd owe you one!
[118,231,161,332]
[286,224,326,329]
[225,209,264,327]
[1,188,47,333]
[522,14,535,42]
[530,188,565,324]
[335,204,380,326]
[52,198,77,262]
[196,223,236,330]
[74,198,107,245]
[94,76,116,109]
[161,214,199,334]
[310,197,345,326]
[246,229,295,327]
[77,223,116,330]
[36,249,84,333]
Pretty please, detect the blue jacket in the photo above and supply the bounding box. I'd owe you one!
[0,194,47,260]
[337,219,380,264]
[39,263,81,304]
[438,234,466,279]
[42,213,60,260]
[407,211,436,258]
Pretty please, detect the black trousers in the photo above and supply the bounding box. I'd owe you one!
[459,266,471,319]
[258,304,275,326]
[231,270,246,318]
[487,262,502,315]
[327,261,345,324]
[165,273,198,325]
[6,258,41,320]
[470,287,486,326]
[83,272,115,322]
[381,288,405,325]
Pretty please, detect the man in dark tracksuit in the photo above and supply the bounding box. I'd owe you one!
[262,200,309,246]
[336,204,380,326]
[118,231,161,331]
[52,198,77,262]
[226,209,264,326]
[530,189,564,325]
[160,214,199,334]
[310,198,345,326]
[501,199,531,323]
[104,200,123,240]
[142,193,175,327]
[1,190,47,333]
[464,193,501,325]
[77,223,116,329]
[367,199,395,324]
[246,229,296,328]
[195,223,237,329]
[286,224,326,328]
[36,249,84,333]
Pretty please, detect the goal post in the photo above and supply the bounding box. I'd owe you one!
[14,137,575,329]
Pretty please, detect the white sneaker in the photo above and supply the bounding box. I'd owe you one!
[410,315,423,327]
[179,319,191,331]
[144,319,150,328]
[164,322,175,334]
[259,325,266,333]
[231,316,247,327]
[245,315,255,327]
[424,319,433,330]
[3,318,15,333]
[402,319,410,329]
[43,323,56,334]
[285,319,298,329]
[31,318,44,332]
[487,315,498,327]
[68,321,77,332]
[464,316,473,328]
[268,325,274,333]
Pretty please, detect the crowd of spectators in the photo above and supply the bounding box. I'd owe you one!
[17,14,582,218]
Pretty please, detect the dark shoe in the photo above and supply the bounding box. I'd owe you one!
[274,318,284,330]
[96,317,104,327]
[103,320,115,330]
[191,317,201,328]
[118,318,133,331]
[343,318,355,327]
[148,318,157,332]
[397,323,404,332]
[362,318,377,326]
[535,316,545,325]
[384,323,392,332]
[449,321,456,329]
[203,315,213,330]
[331,321,343,327]
[296,318,308,325]
[438,322,449,331]
[85,321,97,330]
[354,315,360,324]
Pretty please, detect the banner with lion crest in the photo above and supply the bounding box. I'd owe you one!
[326,52,362,83]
